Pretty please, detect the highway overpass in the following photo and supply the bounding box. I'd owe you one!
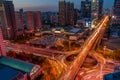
[59,16,110,80]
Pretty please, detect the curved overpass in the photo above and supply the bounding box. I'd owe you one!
[59,16,110,80]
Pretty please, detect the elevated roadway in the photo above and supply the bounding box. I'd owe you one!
[59,16,110,80]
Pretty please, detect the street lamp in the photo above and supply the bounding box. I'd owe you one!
[103,46,106,55]
[7,27,10,39]
[100,64,103,80]
[100,46,106,80]
[52,54,55,60]
[112,15,116,20]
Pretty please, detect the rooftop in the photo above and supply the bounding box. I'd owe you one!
[70,28,81,33]
[104,71,120,80]
[0,57,35,73]
[0,64,24,80]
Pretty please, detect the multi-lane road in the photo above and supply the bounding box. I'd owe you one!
[60,16,110,80]
[5,41,66,60]
[76,51,120,80]
[4,15,110,80]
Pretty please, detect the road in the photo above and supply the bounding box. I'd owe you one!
[76,51,120,80]
[5,41,66,60]
[59,16,110,80]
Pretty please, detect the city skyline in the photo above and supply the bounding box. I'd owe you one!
[13,0,114,12]
[0,0,120,80]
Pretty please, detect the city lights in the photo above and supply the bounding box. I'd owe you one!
[0,0,120,80]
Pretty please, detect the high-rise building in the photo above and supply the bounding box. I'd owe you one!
[91,0,103,20]
[0,28,6,56]
[66,2,71,25]
[34,11,42,31]
[59,0,66,26]
[19,8,27,30]
[19,8,24,14]
[70,2,75,25]
[114,0,120,24]
[59,0,74,26]
[24,11,42,33]
[104,8,111,15]
[0,0,16,40]
[25,11,34,31]
[50,15,58,25]
[15,12,24,36]
[66,2,74,25]
[74,9,80,25]
[81,0,91,19]
[41,12,56,25]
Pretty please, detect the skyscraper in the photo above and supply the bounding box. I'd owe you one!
[15,12,24,36]
[34,11,42,31]
[91,0,103,20]
[81,0,91,19]
[0,28,6,56]
[25,11,42,32]
[66,2,74,25]
[66,2,71,25]
[50,15,58,25]
[59,0,74,26]
[19,8,27,30]
[114,0,120,24]
[59,0,66,26]
[74,9,80,25]
[0,0,16,40]
[25,11,34,31]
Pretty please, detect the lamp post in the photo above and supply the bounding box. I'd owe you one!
[100,46,106,80]
[103,46,106,55]
[7,27,10,39]
[100,64,103,80]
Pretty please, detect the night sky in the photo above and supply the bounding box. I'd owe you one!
[13,0,114,12]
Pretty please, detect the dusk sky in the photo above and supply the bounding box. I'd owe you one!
[13,0,114,12]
